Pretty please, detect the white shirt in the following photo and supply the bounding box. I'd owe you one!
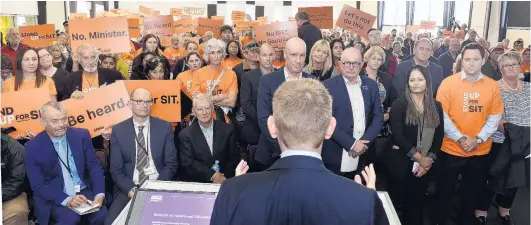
[199,120,214,155]
[132,118,159,185]
[284,68,303,81]
[281,149,322,160]
[460,71,484,82]
[341,76,366,172]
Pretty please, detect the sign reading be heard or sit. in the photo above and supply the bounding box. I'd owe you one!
[68,17,131,54]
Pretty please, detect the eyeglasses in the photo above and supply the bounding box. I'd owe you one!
[131,99,153,106]
[340,61,363,68]
[501,63,520,69]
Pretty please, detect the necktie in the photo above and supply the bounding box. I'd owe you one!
[136,125,148,186]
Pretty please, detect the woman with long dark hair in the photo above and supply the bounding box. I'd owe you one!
[130,52,156,80]
[329,39,344,78]
[36,47,69,99]
[387,65,444,225]
[133,56,170,80]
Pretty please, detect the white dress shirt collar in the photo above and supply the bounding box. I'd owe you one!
[284,67,303,80]
[281,149,322,160]
[133,117,150,129]
[343,75,362,86]
[460,71,484,82]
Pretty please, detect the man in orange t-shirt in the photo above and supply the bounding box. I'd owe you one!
[434,43,504,225]
[163,35,186,70]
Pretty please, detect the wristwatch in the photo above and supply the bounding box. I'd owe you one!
[475,136,483,144]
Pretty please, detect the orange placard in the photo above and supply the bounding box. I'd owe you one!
[212,16,224,20]
[111,8,122,14]
[197,18,224,37]
[174,17,194,34]
[298,6,333,29]
[257,16,267,23]
[232,11,245,22]
[19,24,56,48]
[183,7,205,16]
[250,20,263,29]
[152,10,161,16]
[406,25,421,33]
[336,5,376,38]
[128,18,141,38]
[143,15,174,46]
[124,80,181,122]
[255,21,298,48]
[139,5,153,16]
[235,21,251,33]
[442,30,455,37]
[420,20,437,30]
[61,81,132,137]
[1,88,51,138]
[103,11,117,17]
[95,12,105,18]
[171,8,183,16]
[70,13,88,20]
[69,17,130,54]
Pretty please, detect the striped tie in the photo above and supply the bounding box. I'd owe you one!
[136,125,148,186]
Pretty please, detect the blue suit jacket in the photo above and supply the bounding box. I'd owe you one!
[109,117,178,195]
[322,75,384,173]
[25,127,105,225]
[211,155,389,225]
[392,59,444,97]
[254,69,315,167]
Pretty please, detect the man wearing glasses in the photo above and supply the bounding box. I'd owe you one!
[105,88,178,225]
[322,47,384,178]
[393,38,444,97]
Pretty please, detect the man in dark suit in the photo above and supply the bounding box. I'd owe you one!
[240,43,276,153]
[255,37,315,169]
[179,94,240,183]
[323,47,384,177]
[438,38,461,78]
[295,11,322,64]
[105,88,178,225]
[25,101,107,225]
[211,78,389,225]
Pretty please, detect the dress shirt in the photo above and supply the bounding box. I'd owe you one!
[132,117,159,185]
[284,68,303,81]
[281,149,322,160]
[199,120,214,154]
[341,76,366,172]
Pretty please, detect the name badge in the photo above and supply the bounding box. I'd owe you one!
[75,184,81,193]
[144,166,156,176]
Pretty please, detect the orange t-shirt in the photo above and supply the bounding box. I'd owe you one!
[521,64,530,73]
[436,73,504,157]
[2,77,57,96]
[191,65,238,96]
[163,47,186,62]
[81,72,100,93]
[223,57,243,69]
[198,43,206,57]
[273,60,285,69]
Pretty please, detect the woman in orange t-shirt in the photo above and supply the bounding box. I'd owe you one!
[177,52,204,122]
[272,47,286,69]
[223,40,243,69]
[521,48,530,73]
[2,47,57,139]
[163,35,186,71]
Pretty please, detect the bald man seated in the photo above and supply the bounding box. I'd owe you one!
[254,37,316,169]
[105,88,178,225]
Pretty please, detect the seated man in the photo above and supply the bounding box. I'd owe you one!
[2,129,29,225]
[106,88,178,225]
[179,94,240,183]
[25,101,107,225]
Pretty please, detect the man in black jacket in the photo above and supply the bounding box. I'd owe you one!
[295,11,322,64]
[1,130,29,225]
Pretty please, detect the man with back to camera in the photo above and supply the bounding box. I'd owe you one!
[211,78,389,225]
[295,11,322,64]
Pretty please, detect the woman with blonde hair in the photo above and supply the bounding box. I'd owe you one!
[48,41,73,72]
[303,40,333,81]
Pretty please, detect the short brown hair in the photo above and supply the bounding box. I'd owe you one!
[272,78,332,148]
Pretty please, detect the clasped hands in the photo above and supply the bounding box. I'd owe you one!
[458,135,479,152]
[413,155,433,177]
[348,140,369,158]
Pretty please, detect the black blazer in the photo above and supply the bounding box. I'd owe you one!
[298,21,322,64]
[109,117,178,195]
[59,68,124,101]
[178,120,240,182]
[384,97,444,178]
[240,68,276,145]
[211,155,389,225]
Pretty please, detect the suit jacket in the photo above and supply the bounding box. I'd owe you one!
[109,117,178,195]
[240,68,276,144]
[298,21,322,64]
[255,69,315,166]
[392,59,444,97]
[179,120,240,182]
[24,128,104,225]
[211,155,389,225]
[59,68,124,101]
[322,75,384,173]
[437,51,456,78]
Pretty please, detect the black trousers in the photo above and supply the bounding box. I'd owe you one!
[104,191,130,225]
[433,151,490,225]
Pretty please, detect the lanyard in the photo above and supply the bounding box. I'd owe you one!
[134,123,150,155]
[417,112,426,150]
[53,140,74,179]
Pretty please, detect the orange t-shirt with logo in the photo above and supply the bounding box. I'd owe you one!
[191,65,238,96]
[163,47,186,62]
[222,58,243,70]
[273,60,285,69]
[2,77,57,96]
[436,73,504,157]
[81,72,100,93]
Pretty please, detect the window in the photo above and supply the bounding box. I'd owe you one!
[383,1,407,25]
[413,1,444,27]
[454,0,471,27]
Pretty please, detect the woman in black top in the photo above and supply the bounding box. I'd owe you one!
[173,40,199,77]
[132,56,170,80]
[302,40,333,81]
[49,41,73,72]
[387,65,444,225]
[130,52,156,80]
[132,34,170,78]
[37,47,69,100]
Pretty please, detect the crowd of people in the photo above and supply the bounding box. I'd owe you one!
[1,10,530,225]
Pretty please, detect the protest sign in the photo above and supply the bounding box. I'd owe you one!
[61,81,132,138]
[232,11,245,22]
[298,7,333,29]
[104,11,117,17]
[235,21,251,33]
[175,17,194,34]
[128,18,141,38]
[70,13,88,20]
[69,17,130,54]
[124,80,181,122]
[20,24,56,47]
[257,16,268,23]
[420,20,437,30]
[255,21,298,48]
[1,88,51,138]
[336,5,376,38]
[197,18,224,37]
[143,16,174,47]
[171,8,183,16]
[442,30,455,37]
[139,5,153,16]
[212,16,224,20]
[406,25,421,33]
[111,8,122,14]
[183,7,205,16]
[152,10,161,16]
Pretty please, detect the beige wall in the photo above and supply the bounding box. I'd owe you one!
[470,1,487,38]
[359,1,378,28]
[46,1,66,32]
[506,29,530,48]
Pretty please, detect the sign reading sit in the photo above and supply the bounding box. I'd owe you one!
[298,7,333,29]
[69,17,131,54]
[124,80,182,122]
[20,24,56,47]
[336,5,376,38]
